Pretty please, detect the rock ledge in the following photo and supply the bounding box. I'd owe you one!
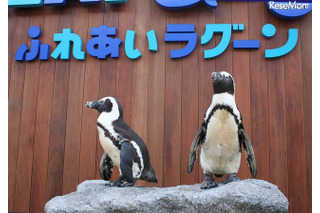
[44,179,288,213]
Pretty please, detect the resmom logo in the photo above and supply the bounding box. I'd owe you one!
[269,1,310,9]
[267,1,312,19]
[154,0,311,19]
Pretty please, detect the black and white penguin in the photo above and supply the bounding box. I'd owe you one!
[86,97,157,187]
[187,71,257,189]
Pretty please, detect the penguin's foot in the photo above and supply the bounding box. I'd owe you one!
[120,182,135,187]
[201,173,218,189]
[106,178,137,187]
[201,180,217,189]
[105,176,124,187]
[105,180,123,187]
[119,178,137,187]
[224,173,241,184]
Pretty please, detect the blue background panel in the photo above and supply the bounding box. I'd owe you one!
[9,0,43,8]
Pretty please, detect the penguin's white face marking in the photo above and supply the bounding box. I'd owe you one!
[87,96,121,120]
[97,97,120,124]
[215,71,232,79]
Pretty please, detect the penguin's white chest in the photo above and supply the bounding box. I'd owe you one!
[97,126,121,167]
[200,109,241,174]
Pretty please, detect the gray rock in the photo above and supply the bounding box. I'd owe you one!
[44,179,288,213]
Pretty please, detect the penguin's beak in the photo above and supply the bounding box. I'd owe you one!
[86,101,98,109]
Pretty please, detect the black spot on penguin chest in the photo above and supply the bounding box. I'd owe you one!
[97,122,121,149]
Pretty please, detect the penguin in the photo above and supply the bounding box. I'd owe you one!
[187,71,257,189]
[86,97,157,187]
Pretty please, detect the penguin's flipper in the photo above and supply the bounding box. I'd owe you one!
[239,128,257,178]
[188,123,206,173]
[99,152,115,181]
[120,141,136,184]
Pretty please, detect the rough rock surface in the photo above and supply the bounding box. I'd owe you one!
[44,179,288,213]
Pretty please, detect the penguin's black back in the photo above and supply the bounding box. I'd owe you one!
[112,118,152,169]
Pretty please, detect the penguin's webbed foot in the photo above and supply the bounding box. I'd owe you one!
[105,176,124,187]
[201,173,217,189]
[105,180,123,187]
[106,177,136,187]
[121,182,135,187]
[201,180,217,189]
[224,173,241,184]
[119,178,137,187]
